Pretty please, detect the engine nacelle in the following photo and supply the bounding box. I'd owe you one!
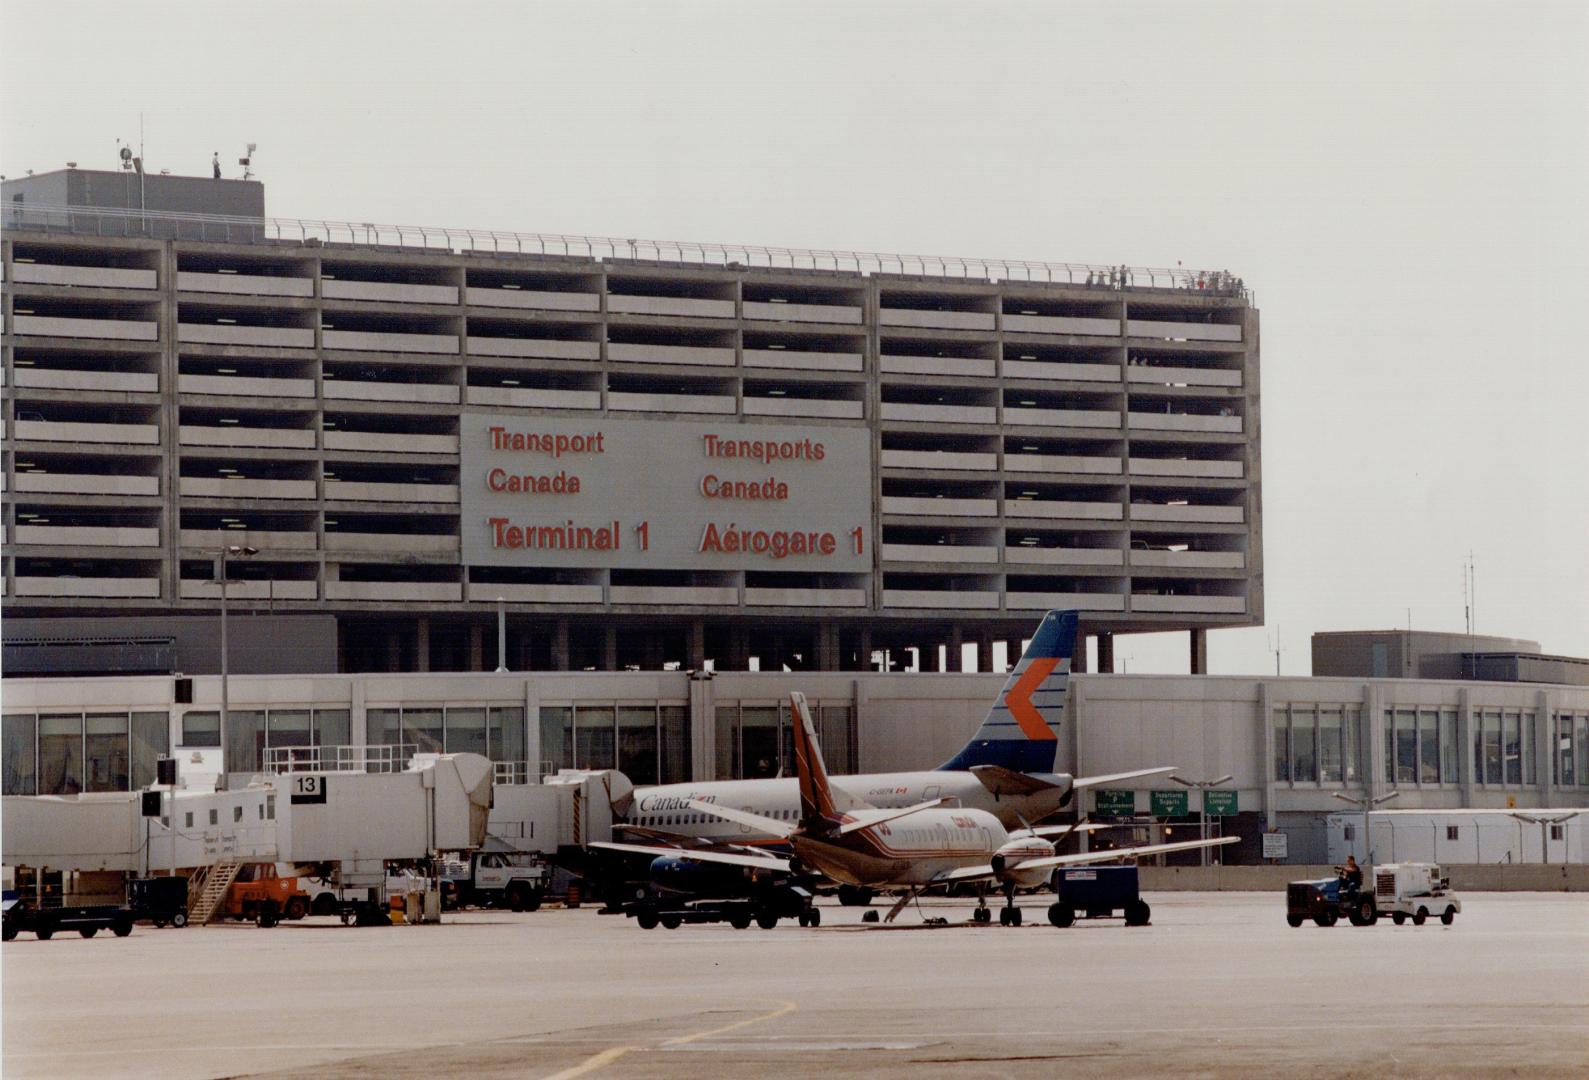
[991,835,1056,889]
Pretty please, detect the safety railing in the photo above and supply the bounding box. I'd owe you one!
[492,760,556,786]
[264,743,418,774]
[4,203,1250,301]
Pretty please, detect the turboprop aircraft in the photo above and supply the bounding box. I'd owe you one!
[597,691,1238,925]
[617,611,1173,890]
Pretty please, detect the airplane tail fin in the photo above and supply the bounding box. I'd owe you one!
[789,691,839,824]
[937,609,1077,773]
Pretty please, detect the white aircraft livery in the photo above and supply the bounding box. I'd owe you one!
[621,610,1168,838]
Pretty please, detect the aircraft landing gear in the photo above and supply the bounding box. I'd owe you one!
[972,887,992,924]
[996,883,1022,927]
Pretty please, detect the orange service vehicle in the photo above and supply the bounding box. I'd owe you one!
[223,863,310,923]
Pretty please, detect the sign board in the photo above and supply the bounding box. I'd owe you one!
[290,775,328,805]
[1262,831,1289,860]
[1150,790,1189,818]
[1094,789,1136,817]
[1203,790,1239,817]
[460,413,873,572]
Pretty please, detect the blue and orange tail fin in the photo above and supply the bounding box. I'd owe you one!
[789,691,838,823]
[937,609,1077,773]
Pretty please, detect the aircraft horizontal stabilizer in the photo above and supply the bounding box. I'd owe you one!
[932,835,1238,885]
[834,798,946,836]
[969,764,1067,797]
[1070,766,1178,790]
[687,798,796,838]
[589,841,792,872]
[1024,822,1114,837]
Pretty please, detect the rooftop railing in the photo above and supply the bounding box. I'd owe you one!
[265,743,417,774]
[5,203,1251,302]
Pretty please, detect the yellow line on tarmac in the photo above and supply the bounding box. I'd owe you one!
[662,999,798,1046]
[543,999,797,1078]
[542,1045,636,1080]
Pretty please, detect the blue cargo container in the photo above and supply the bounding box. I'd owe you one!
[1047,865,1150,927]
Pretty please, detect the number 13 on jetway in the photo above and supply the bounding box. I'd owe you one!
[291,775,327,804]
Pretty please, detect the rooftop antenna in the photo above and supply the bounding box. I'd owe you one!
[239,142,257,181]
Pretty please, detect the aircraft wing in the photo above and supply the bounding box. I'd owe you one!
[834,798,945,836]
[1025,822,1114,837]
[932,835,1238,885]
[1070,766,1178,789]
[969,764,1067,797]
[686,798,796,838]
[588,841,792,872]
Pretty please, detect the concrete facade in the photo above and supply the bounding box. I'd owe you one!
[1,192,1261,675]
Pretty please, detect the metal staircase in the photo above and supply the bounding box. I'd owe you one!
[187,859,242,925]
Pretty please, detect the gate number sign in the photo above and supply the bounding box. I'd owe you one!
[290,775,328,805]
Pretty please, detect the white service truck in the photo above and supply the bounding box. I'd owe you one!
[1373,862,1462,926]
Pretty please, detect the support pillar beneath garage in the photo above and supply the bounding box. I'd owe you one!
[1190,628,1208,674]
[1070,631,1087,674]
[469,624,484,671]
[603,626,619,671]
[687,619,706,670]
[551,620,570,671]
[946,626,964,672]
[1097,631,1115,674]
[977,636,995,673]
[415,617,430,672]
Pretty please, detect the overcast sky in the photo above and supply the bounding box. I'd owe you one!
[4,0,1584,675]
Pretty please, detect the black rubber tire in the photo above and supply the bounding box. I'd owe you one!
[1441,907,1456,926]
[1,923,16,941]
[284,896,309,921]
[973,907,991,924]
[1314,912,1335,927]
[1286,914,1304,928]
[1392,913,1407,925]
[1357,897,1378,926]
[756,910,779,930]
[1124,900,1151,927]
[341,909,357,926]
[152,918,167,929]
[312,895,339,917]
[806,907,820,927]
[636,909,660,930]
[80,927,99,938]
[837,886,875,907]
[35,928,54,941]
[172,912,188,929]
[998,907,1011,926]
[506,884,528,912]
[729,910,752,930]
[1413,907,1428,926]
[660,914,682,930]
[522,890,543,913]
[1049,904,1076,928]
[113,919,133,938]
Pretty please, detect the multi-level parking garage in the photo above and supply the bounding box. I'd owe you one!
[1,169,1261,673]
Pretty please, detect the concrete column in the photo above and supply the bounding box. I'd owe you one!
[921,643,941,673]
[815,623,840,671]
[1070,633,1087,675]
[727,627,750,671]
[977,636,995,674]
[642,633,664,671]
[386,629,402,672]
[603,626,618,671]
[687,619,706,671]
[551,619,570,671]
[415,617,431,673]
[1005,639,1023,670]
[1189,628,1208,675]
[1260,681,1276,830]
[1097,632,1115,674]
[857,628,873,672]
[468,625,484,671]
[946,626,964,672]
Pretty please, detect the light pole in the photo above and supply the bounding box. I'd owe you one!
[217,544,258,785]
[1332,790,1399,865]
[1508,812,1579,865]
[1170,774,1233,866]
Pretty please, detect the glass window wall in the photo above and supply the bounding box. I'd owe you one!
[715,706,738,779]
[574,706,615,770]
[1482,712,1502,785]
[1318,708,1343,783]
[618,706,659,785]
[539,707,571,772]
[1440,710,1458,784]
[226,710,265,774]
[131,711,168,790]
[315,709,351,748]
[1395,709,1416,785]
[1344,707,1361,783]
[4,714,38,795]
[85,713,130,793]
[822,705,855,775]
[182,711,220,748]
[404,709,445,755]
[445,708,487,757]
[1503,712,1522,785]
[489,707,525,766]
[1273,709,1290,782]
[1292,708,1317,782]
[740,706,780,779]
[39,714,84,795]
[659,705,688,784]
[1418,710,1439,785]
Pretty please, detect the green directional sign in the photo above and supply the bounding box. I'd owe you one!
[1151,790,1189,818]
[1203,790,1238,817]
[1094,789,1136,817]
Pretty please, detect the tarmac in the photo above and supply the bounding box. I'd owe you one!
[3,892,1586,1079]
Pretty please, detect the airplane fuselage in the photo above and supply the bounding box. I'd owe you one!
[628,770,1072,840]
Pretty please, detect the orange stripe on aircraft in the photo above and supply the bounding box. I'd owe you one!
[1006,657,1061,741]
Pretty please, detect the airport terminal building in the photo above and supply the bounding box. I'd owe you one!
[1,168,1261,676]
